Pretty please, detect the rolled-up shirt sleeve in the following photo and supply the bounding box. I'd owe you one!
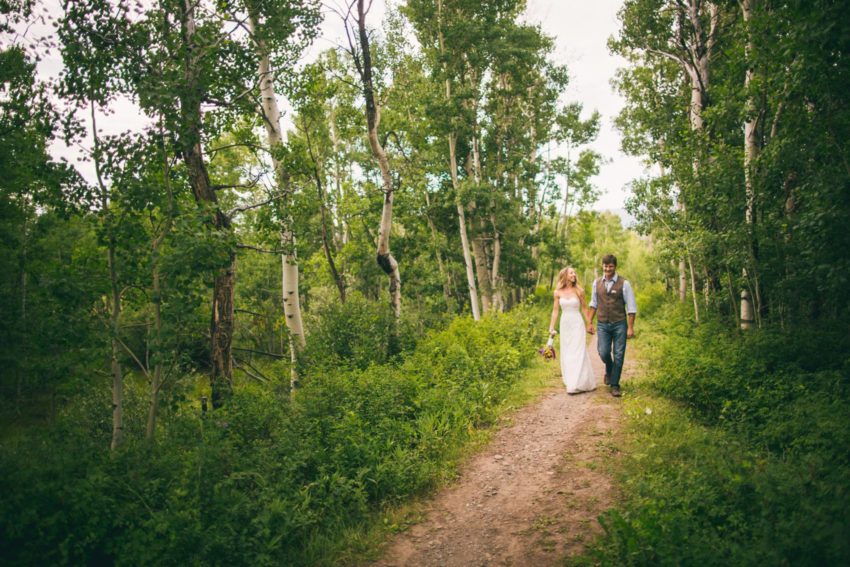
[623,281,638,314]
[589,279,598,309]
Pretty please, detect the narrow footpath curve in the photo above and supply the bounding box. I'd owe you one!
[371,336,630,566]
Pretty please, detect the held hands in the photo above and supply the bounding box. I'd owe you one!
[586,324,595,335]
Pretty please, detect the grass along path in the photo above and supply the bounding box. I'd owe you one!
[369,336,632,566]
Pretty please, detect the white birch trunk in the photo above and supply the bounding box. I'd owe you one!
[490,213,504,312]
[743,0,758,226]
[467,144,492,314]
[248,14,306,368]
[471,230,492,314]
[355,0,401,318]
[449,132,481,320]
[742,0,763,324]
[674,1,718,308]
[438,0,479,319]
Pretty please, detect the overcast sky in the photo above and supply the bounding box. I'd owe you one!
[523,0,647,216]
[25,0,647,220]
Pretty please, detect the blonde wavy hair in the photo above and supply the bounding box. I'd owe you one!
[556,266,585,297]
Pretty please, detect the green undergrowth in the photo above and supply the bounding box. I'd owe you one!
[0,301,554,566]
[576,297,850,566]
[330,357,558,565]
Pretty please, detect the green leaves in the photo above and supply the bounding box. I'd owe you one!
[584,305,850,565]
[0,301,542,566]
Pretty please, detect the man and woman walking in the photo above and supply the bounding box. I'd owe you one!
[549,254,636,397]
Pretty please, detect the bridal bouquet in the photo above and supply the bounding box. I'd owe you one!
[538,336,556,361]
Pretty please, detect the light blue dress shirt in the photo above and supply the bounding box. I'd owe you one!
[589,274,637,314]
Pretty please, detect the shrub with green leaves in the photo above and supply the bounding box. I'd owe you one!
[582,302,850,566]
[0,302,542,566]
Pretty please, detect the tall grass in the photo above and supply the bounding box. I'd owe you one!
[580,292,850,566]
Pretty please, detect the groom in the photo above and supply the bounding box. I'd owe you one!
[586,254,637,397]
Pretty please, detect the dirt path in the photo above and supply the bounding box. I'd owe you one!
[372,336,629,567]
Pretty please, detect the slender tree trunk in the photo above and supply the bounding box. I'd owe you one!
[675,1,718,309]
[742,0,758,228]
[281,247,302,387]
[247,13,306,391]
[471,231,492,314]
[17,221,27,415]
[424,191,453,309]
[147,258,163,439]
[317,176,346,303]
[528,124,540,263]
[465,163,492,314]
[726,268,741,328]
[91,102,125,449]
[329,102,349,248]
[354,0,400,317]
[304,122,346,303]
[105,212,124,449]
[467,136,494,314]
[490,213,504,312]
[438,0,479,320]
[209,259,236,407]
[180,0,234,408]
[559,147,571,238]
[146,128,174,440]
[449,133,481,320]
[741,0,764,322]
[108,244,124,450]
[687,253,700,323]
[678,197,688,302]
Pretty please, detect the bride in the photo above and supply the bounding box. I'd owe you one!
[548,267,596,394]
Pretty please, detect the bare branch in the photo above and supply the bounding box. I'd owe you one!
[647,47,688,68]
[212,177,262,191]
[228,196,279,216]
[115,336,150,379]
[208,143,270,157]
[234,360,269,383]
[233,347,285,359]
[235,308,267,317]
[240,358,273,382]
[236,244,285,254]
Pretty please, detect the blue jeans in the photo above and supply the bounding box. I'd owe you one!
[597,320,627,387]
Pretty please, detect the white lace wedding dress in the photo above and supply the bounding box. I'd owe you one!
[559,295,596,394]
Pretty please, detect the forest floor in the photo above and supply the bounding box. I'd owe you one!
[370,336,631,567]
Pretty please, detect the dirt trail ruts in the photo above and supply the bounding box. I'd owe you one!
[372,336,629,567]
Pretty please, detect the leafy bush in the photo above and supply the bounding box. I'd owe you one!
[582,302,850,566]
[0,302,542,566]
[301,293,398,371]
[633,281,667,319]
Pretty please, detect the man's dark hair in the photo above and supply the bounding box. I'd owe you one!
[602,254,618,266]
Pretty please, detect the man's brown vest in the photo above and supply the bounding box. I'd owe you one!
[596,277,627,323]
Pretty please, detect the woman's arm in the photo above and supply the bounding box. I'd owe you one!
[549,292,560,335]
[581,289,595,334]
